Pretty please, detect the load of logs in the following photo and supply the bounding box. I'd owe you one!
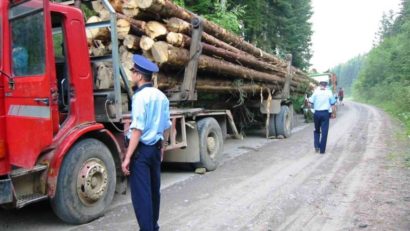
[85,0,315,97]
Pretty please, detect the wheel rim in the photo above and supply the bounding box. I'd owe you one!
[77,158,108,206]
[206,132,218,160]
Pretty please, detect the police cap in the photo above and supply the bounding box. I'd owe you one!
[131,54,159,75]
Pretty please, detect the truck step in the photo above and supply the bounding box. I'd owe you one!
[16,193,48,209]
[10,164,47,178]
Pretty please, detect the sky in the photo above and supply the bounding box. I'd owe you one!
[310,0,402,72]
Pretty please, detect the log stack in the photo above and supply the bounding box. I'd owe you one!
[85,0,314,98]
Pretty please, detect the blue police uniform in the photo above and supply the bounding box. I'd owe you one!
[308,86,336,154]
[128,55,171,231]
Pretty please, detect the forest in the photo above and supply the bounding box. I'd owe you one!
[333,0,410,135]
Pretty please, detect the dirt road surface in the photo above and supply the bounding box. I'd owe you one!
[1,101,409,231]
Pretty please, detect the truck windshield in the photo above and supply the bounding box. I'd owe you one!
[9,0,45,76]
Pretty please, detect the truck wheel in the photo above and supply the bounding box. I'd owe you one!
[268,105,292,138]
[195,118,223,171]
[51,138,116,224]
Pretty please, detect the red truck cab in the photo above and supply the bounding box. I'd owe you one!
[0,0,123,224]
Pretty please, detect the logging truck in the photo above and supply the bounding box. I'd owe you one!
[0,0,310,224]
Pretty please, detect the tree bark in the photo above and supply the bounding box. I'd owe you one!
[116,19,131,40]
[116,13,146,34]
[123,34,141,50]
[151,42,299,87]
[144,21,168,39]
[141,0,285,65]
[166,32,285,75]
[165,17,243,54]
[165,33,311,84]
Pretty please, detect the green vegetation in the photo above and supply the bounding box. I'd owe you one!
[353,0,410,136]
[332,55,365,96]
[331,0,410,136]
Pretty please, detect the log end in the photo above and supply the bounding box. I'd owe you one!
[140,35,155,51]
[166,32,184,47]
[145,21,168,39]
[151,41,169,64]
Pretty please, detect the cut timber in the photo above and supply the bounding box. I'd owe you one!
[116,13,146,34]
[90,40,109,56]
[139,35,155,51]
[151,41,170,64]
[165,17,243,54]
[143,0,285,65]
[86,16,111,42]
[201,32,243,54]
[142,50,155,61]
[117,19,131,40]
[151,42,297,87]
[86,16,101,41]
[156,73,303,94]
[123,34,141,50]
[95,62,113,89]
[91,0,104,12]
[137,0,165,10]
[122,0,139,17]
[92,0,123,14]
[165,17,191,34]
[144,21,168,39]
[122,7,139,18]
[166,32,284,74]
[99,9,111,21]
[119,46,134,71]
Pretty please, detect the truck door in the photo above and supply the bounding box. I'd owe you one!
[5,0,57,168]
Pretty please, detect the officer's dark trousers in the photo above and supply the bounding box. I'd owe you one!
[130,143,161,231]
[313,110,330,153]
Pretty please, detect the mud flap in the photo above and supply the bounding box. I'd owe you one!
[0,178,13,204]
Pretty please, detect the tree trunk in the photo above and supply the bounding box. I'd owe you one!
[122,3,139,17]
[139,35,154,51]
[166,32,285,75]
[141,0,285,65]
[94,62,114,89]
[151,42,298,87]
[117,19,131,40]
[123,34,141,50]
[144,21,168,39]
[165,17,243,54]
[116,13,146,34]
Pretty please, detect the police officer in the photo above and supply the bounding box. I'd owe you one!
[122,54,171,231]
[308,81,336,154]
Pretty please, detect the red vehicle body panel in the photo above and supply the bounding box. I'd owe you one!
[4,0,56,168]
[0,1,106,174]
[0,0,11,174]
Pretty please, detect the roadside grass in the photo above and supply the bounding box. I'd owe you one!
[353,96,410,168]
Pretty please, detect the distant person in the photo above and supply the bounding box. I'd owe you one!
[338,87,344,105]
[308,81,336,154]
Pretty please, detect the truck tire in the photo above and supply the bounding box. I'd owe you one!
[51,138,116,224]
[194,118,223,171]
[268,105,292,138]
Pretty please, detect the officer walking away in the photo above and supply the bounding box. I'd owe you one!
[122,54,171,231]
[338,87,344,105]
[308,81,336,154]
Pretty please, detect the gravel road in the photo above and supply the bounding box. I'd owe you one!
[1,101,409,231]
